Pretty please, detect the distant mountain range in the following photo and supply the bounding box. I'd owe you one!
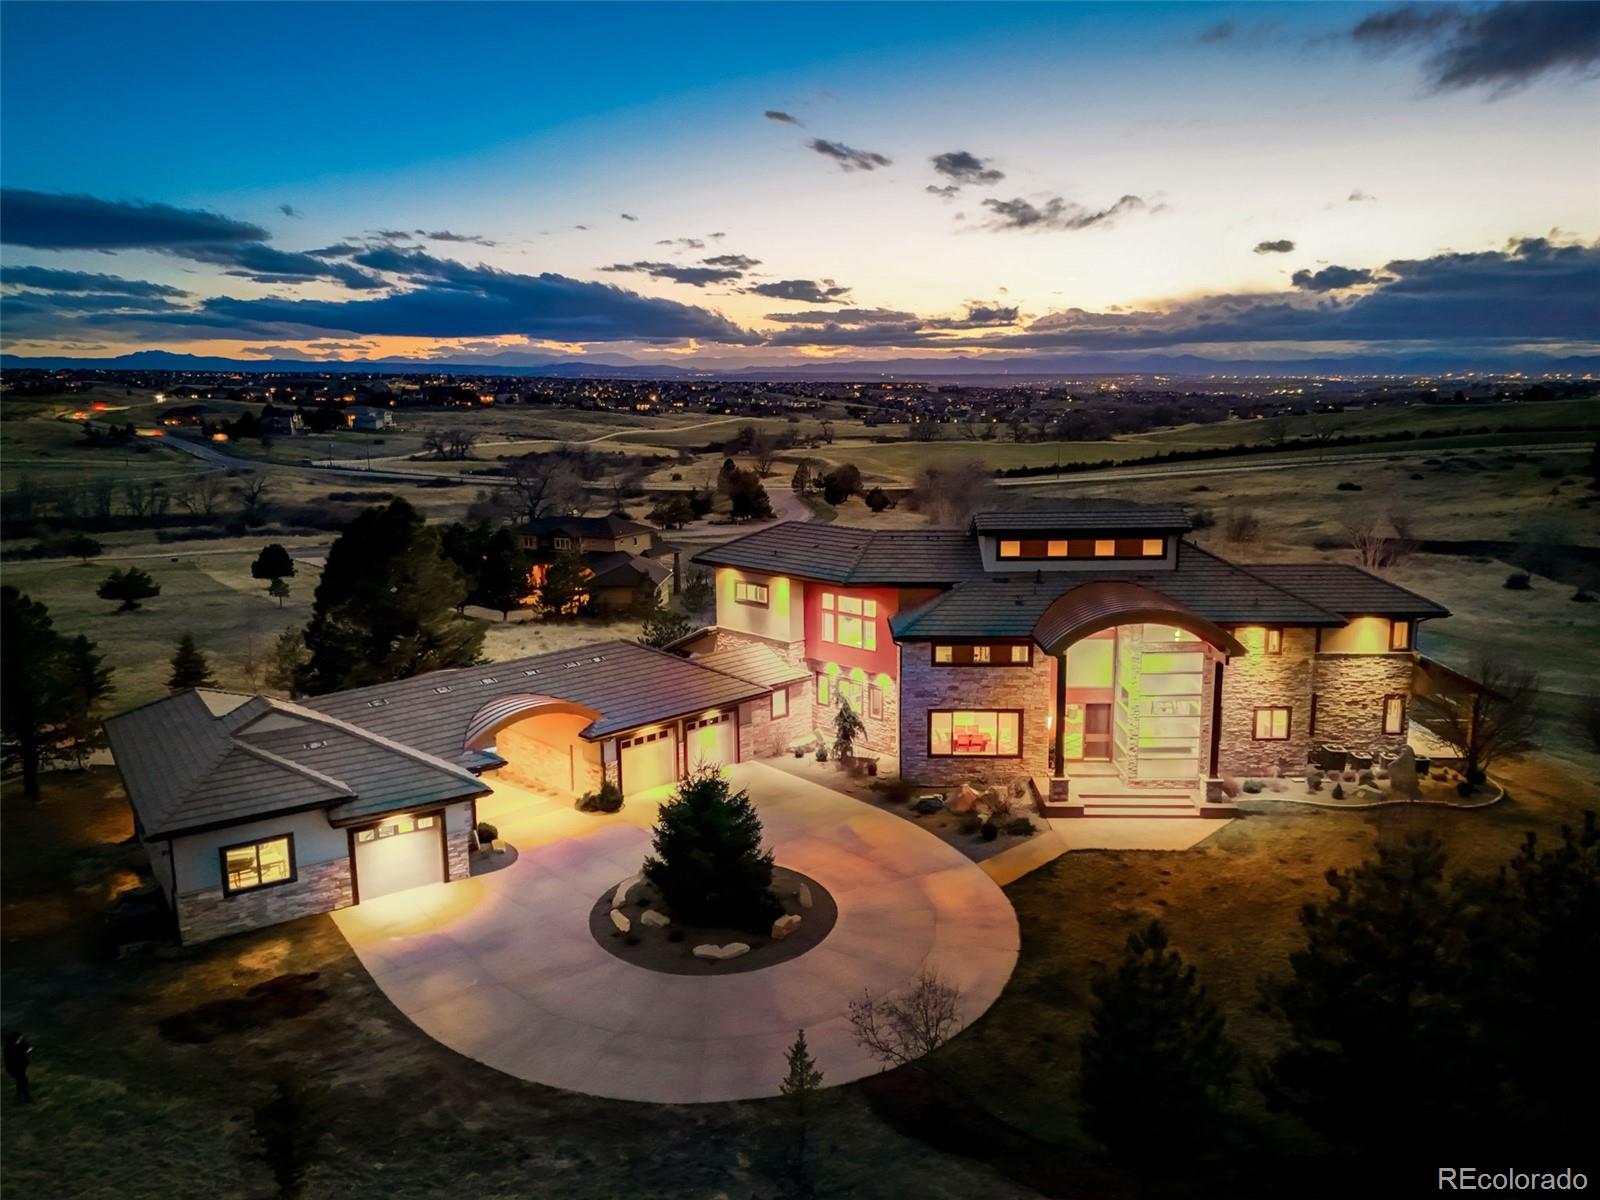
[3,348,1597,380]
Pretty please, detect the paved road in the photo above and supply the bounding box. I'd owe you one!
[333,761,1018,1104]
[995,440,1592,488]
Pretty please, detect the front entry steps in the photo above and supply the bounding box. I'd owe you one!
[1036,776,1237,819]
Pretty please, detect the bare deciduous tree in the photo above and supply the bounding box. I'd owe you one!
[175,473,228,520]
[750,432,779,478]
[1343,506,1417,572]
[233,475,272,522]
[1413,655,1541,781]
[505,454,584,521]
[848,969,962,1067]
[905,460,995,525]
[817,419,835,445]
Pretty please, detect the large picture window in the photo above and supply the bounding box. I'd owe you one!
[928,710,1022,758]
[820,592,876,650]
[221,834,295,895]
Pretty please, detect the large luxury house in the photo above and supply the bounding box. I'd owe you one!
[106,504,1448,943]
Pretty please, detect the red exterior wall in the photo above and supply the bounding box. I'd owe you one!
[802,584,901,680]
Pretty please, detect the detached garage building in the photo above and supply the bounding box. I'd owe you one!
[106,640,773,944]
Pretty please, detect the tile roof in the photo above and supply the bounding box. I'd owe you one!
[307,639,768,753]
[522,514,653,539]
[692,522,984,585]
[586,551,671,589]
[105,690,487,839]
[1241,564,1451,618]
[972,503,1193,534]
[689,640,812,689]
[890,543,1344,638]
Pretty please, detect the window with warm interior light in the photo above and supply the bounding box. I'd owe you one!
[934,645,953,663]
[1010,644,1030,663]
[815,674,831,706]
[1264,627,1283,654]
[771,687,788,719]
[1383,694,1406,735]
[1094,539,1115,557]
[1141,538,1164,556]
[221,834,294,895]
[1253,707,1291,740]
[931,642,1031,666]
[1390,620,1411,651]
[554,536,575,550]
[734,581,769,606]
[972,645,990,663]
[929,710,1021,757]
[998,539,1022,558]
[820,592,876,649]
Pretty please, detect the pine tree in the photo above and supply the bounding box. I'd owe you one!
[681,570,714,618]
[832,698,865,761]
[790,461,812,496]
[643,767,782,933]
[168,633,217,690]
[638,595,692,648]
[63,533,102,563]
[536,547,591,616]
[1079,920,1238,1166]
[269,577,291,607]
[96,566,160,611]
[780,1028,825,1188]
[56,634,115,769]
[1262,832,1477,1152]
[265,627,307,698]
[250,543,297,585]
[475,527,530,619]
[297,499,483,694]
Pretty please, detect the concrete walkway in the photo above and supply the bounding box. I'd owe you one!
[332,761,1018,1104]
[980,817,1228,886]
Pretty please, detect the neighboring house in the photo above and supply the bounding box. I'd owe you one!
[104,503,1452,943]
[521,514,670,612]
[158,403,214,427]
[259,404,305,435]
[348,405,395,431]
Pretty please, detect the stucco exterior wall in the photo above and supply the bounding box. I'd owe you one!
[1311,653,1415,757]
[1216,627,1317,777]
[898,646,1051,786]
[169,809,347,895]
[715,568,805,642]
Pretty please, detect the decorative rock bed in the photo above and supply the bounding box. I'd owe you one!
[587,865,838,975]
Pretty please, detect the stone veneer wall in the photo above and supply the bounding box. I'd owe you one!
[177,856,353,944]
[738,684,815,759]
[445,802,474,882]
[1216,628,1317,777]
[899,649,1051,786]
[1311,653,1415,759]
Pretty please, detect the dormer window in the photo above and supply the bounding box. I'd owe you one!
[991,536,1169,561]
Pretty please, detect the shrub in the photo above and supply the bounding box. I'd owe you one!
[1336,481,1363,491]
[980,819,999,842]
[1331,783,1345,800]
[1572,588,1595,603]
[576,781,624,813]
[1358,769,1375,786]
[1188,506,1216,530]
[870,777,917,806]
[815,745,828,762]
[643,767,782,934]
[985,791,1015,819]
[1242,779,1265,794]
[1504,572,1532,590]
[1222,509,1260,543]
[958,812,984,836]
[1003,817,1035,837]
[475,821,499,845]
[792,744,806,757]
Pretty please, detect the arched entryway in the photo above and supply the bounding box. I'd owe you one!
[466,695,604,797]
[1033,583,1245,797]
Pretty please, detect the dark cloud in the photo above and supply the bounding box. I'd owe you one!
[184,242,387,290]
[744,279,852,303]
[930,150,1004,187]
[620,213,638,221]
[1348,188,1377,202]
[1254,239,1297,254]
[764,110,803,125]
[599,260,747,287]
[1,265,189,297]
[925,184,961,200]
[807,139,892,171]
[701,253,761,270]
[763,307,916,325]
[708,231,726,240]
[424,229,497,245]
[0,188,267,249]
[925,302,1021,329]
[1348,2,1600,96]
[979,193,1149,232]
[278,204,302,219]
[108,248,758,344]
[654,237,705,251]
[1292,264,1378,291]
[374,229,419,241]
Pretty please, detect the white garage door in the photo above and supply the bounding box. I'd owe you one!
[621,728,677,795]
[684,712,736,773]
[354,812,445,902]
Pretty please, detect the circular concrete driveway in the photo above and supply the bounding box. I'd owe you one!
[332,761,1019,1104]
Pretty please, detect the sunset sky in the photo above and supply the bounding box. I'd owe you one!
[2,1,1596,368]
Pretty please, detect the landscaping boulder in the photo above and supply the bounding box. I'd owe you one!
[797,881,814,910]
[1388,747,1421,798]
[951,783,980,813]
[914,795,944,815]
[639,909,671,928]
[610,909,631,934]
[771,914,803,939]
[611,873,643,910]
[692,942,751,961]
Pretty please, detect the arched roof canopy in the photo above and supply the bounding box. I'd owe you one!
[464,694,604,750]
[1032,582,1247,658]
